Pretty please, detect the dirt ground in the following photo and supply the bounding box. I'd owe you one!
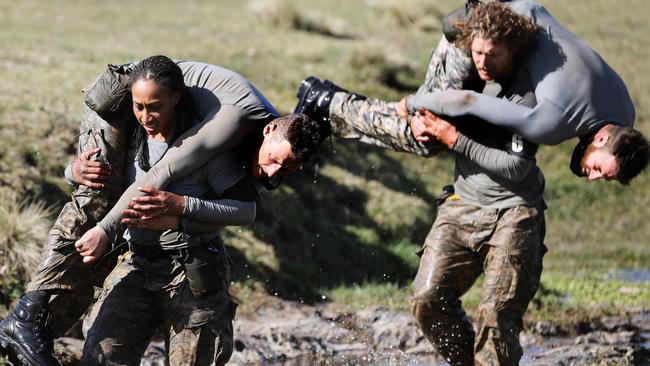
[51,298,649,365]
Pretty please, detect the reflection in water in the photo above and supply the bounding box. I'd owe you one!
[609,268,650,283]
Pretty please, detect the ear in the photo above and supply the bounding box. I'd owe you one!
[263,122,278,137]
[171,91,181,106]
[592,127,611,148]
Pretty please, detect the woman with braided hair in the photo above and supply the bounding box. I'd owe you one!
[78,55,259,365]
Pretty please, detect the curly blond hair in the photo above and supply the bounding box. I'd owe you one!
[454,2,538,57]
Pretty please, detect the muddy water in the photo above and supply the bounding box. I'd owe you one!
[56,296,649,365]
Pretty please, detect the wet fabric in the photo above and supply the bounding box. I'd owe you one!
[26,104,132,335]
[411,197,547,366]
[82,250,235,366]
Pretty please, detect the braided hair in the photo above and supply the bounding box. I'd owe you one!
[128,55,197,171]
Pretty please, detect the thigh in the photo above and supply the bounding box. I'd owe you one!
[164,276,236,366]
[482,205,545,309]
[83,254,160,365]
[411,201,483,302]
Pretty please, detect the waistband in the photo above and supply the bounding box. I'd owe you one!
[128,242,188,261]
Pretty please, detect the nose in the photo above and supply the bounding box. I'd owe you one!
[265,163,281,178]
[588,170,603,181]
[475,55,484,68]
[140,108,153,123]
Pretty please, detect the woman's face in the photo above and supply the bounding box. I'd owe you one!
[131,79,180,141]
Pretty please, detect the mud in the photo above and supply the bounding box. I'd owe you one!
[51,299,650,365]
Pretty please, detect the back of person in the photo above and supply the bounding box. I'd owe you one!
[508,0,634,135]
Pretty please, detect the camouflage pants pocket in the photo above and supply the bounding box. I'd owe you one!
[183,241,230,298]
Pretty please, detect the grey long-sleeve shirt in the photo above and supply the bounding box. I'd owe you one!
[408,0,634,145]
[450,65,544,208]
[66,139,256,246]
[97,61,276,241]
[123,137,255,248]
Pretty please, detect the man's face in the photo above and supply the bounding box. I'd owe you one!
[570,127,618,181]
[578,145,618,181]
[251,122,300,179]
[471,36,515,82]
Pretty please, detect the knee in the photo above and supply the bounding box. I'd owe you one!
[479,300,525,332]
[411,289,460,327]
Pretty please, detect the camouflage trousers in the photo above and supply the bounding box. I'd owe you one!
[25,104,131,336]
[81,247,236,366]
[411,197,547,366]
[328,35,473,154]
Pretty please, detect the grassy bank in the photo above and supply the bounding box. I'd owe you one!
[0,0,648,328]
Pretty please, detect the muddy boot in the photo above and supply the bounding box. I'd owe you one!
[294,76,365,124]
[0,294,61,366]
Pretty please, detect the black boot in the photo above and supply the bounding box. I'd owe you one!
[294,76,334,123]
[0,296,61,366]
[294,76,365,124]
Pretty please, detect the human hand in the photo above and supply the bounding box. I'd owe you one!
[123,186,185,220]
[418,109,459,148]
[75,226,109,265]
[72,147,111,189]
[410,112,432,142]
[410,109,459,147]
[395,97,410,118]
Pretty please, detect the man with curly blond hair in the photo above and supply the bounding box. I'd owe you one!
[406,3,547,365]
[297,2,547,364]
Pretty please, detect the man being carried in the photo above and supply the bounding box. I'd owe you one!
[295,0,649,184]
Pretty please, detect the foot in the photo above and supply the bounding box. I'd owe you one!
[293,76,334,124]
[0,296,61,366]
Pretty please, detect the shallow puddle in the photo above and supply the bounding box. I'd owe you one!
[608,268,650,283]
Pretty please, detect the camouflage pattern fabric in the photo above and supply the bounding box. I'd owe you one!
[411,197,546,366]
[82,248,235,366]
[26,103,132,335]
[328,35,473,155]
[329,93,443,157]
[420,35,475,94]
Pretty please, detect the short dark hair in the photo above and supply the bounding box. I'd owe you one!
[273,113,330,163]
[606,126,650,185]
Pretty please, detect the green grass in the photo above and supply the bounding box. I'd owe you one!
[0,0,648,327]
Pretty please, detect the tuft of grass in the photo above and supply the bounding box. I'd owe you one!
[0,189,53,283]
[327,282,411,311]
[368,0,446,30]
[248,0,354,39]
[348,49,420,91]
[248,0,298,28]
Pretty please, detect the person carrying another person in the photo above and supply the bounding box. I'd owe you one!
[299,2,546,363]
[0,56,328,365]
